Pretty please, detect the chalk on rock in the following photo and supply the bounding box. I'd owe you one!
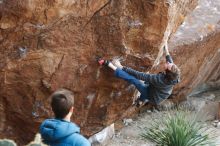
[18,47,28,58]
[128,20,143,28]
[89,123,115,145]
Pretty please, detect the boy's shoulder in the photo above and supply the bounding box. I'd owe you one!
[40,119,90,146]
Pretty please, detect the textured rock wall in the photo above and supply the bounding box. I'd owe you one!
[0,0,197,144]
[168,0,220,101]
[170,31,220,102]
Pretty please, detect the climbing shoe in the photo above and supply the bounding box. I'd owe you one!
[98,58,110,66]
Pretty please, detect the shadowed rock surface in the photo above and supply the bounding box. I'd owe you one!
[0,0,198,144]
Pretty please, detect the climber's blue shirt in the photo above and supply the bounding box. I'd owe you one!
[40,119,91,146]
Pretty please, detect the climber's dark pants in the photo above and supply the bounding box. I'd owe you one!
[114,68,149,102]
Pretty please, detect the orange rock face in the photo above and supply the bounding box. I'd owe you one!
[0,0,197,144]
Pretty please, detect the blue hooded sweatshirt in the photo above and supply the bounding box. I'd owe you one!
[40,119,91,146]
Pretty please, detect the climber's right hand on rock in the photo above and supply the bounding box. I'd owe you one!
[164,42,170,55]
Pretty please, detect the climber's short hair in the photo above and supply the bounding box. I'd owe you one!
[165,64,180,82]
[51,89,74,119]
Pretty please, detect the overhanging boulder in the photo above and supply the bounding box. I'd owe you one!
[0,0,197,144]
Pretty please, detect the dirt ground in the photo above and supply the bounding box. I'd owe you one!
[106,109,158,146]
[105,90,220,146]
[106,111,220,146]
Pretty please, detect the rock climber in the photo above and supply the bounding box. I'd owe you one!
[40,89,91,146]
[98,43,180,107]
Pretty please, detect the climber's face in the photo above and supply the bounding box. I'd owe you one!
[165,62,173,71]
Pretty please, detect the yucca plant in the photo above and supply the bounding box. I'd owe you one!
[140,110,216,146]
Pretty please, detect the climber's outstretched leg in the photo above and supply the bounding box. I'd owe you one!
[114,68,149,107]
[98,59,149,106]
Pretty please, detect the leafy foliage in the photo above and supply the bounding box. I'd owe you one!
[141,110,216,146]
